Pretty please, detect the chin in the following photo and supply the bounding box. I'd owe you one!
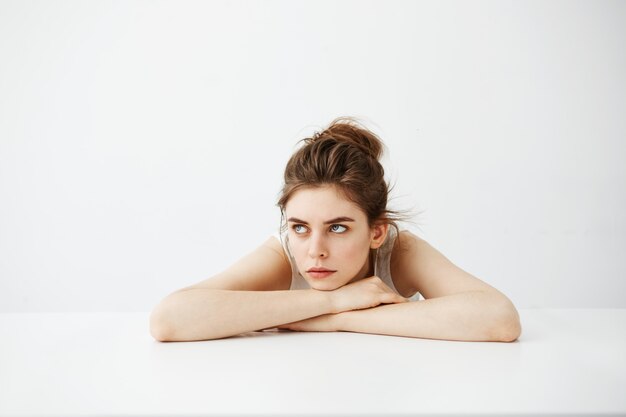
[308,280,342,291]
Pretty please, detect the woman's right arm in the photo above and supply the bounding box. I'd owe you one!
[150,287,333,341]
[150,235,329,341]
[149,236,407,342]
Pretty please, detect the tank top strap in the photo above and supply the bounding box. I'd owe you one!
[275,227,309,290]
[375,226,402,294]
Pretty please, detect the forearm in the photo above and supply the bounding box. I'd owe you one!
[150,288,332,341]
[337,291,522,342]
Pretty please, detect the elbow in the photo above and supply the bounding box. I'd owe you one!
[490,297,522,343]
[496,316,522,342]
[149,290,227,342]
[149,303,175,342]
[149,291,222,342]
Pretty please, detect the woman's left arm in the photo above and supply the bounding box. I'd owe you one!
[336,289,520,342]
[336,231,521,342]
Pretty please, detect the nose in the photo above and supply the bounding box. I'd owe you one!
[307,232,328,259]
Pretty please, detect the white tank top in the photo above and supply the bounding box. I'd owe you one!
[274,226,422,301]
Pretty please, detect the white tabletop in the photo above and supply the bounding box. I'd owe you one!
[1,309,625,416]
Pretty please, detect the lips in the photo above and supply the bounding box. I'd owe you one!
[306,267,336,280]
[307,267,336,273]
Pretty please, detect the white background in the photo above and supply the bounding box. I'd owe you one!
[1,0,624,312]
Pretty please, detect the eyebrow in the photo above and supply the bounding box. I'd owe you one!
[287,216,356,225]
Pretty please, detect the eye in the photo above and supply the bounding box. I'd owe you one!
[292,224,308,234]
[330,224,347,233]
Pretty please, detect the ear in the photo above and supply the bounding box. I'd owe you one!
[370,222,389,249]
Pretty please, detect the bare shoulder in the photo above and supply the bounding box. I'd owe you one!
[391,230,425,260]
[177,235,292,292]
[391,230,503,299]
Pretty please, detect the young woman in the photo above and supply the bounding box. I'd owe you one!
[150,117,522,342]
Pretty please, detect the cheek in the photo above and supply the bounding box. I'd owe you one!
[340,243,366,261]
[289,238,304,254]
[333,239,371,269]
[288,240,308,266]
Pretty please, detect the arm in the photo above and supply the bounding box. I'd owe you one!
[150,236,335,341]
[150,288,333,341]
[336,290,521,342]
[335,231,522,342]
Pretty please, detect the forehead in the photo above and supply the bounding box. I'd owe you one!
[285,185,367,221]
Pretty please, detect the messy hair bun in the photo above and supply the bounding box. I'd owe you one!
[306,117,384,161]
[277,116,409,231]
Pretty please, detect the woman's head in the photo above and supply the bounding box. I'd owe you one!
[277,116,406,289]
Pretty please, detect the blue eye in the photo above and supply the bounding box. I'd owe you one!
[293,224,308,234]
[330,224,347,233]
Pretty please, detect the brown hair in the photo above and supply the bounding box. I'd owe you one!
[277,116,412,235]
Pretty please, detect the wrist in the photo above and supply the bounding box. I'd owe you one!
[312,288,337,314]
[333,310,351,331]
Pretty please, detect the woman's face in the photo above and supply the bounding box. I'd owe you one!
[284,185,387,291]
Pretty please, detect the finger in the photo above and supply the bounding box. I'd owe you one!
[380,292,401,304]
[382,293,411,304]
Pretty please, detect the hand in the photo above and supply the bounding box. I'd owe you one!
[277,313,341,332]
[329,275,409,314]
